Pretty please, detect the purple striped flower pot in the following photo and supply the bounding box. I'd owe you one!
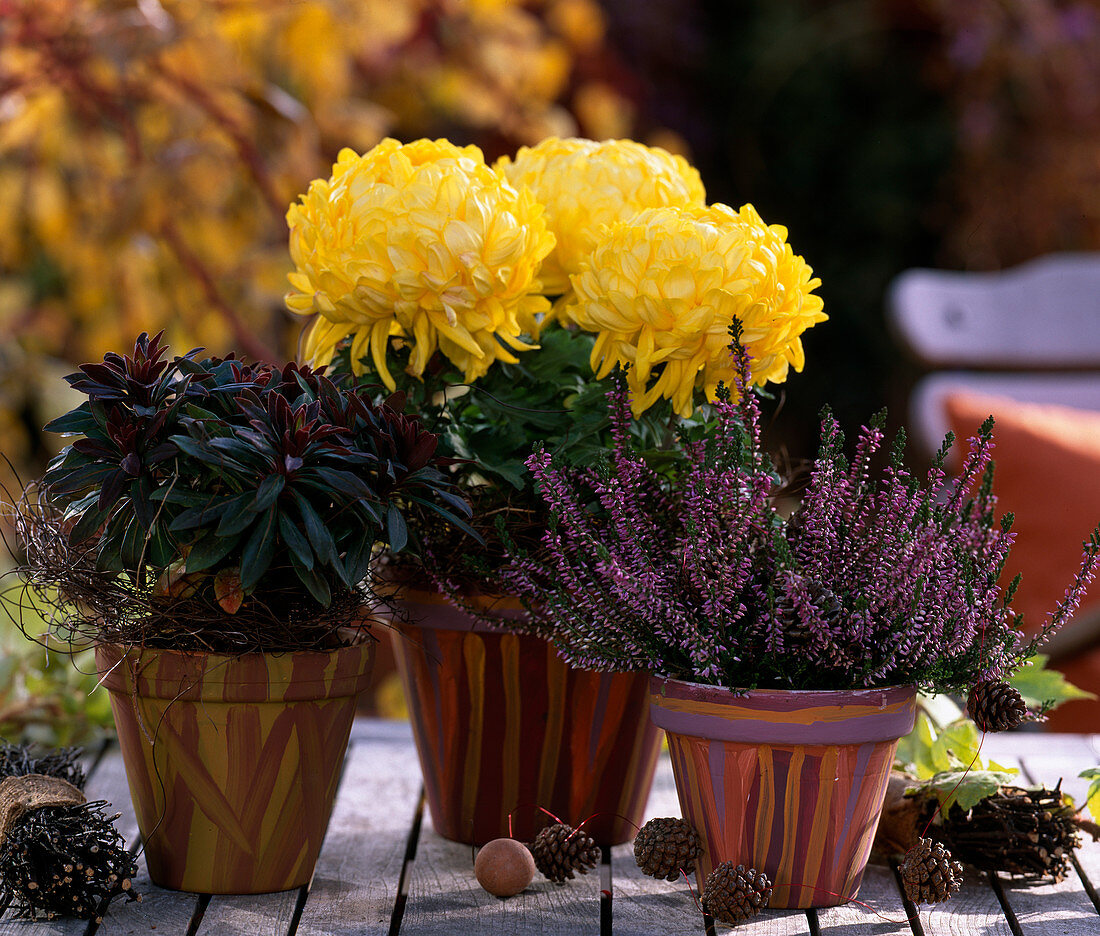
[389,588,662,845]
[649,678,917,909]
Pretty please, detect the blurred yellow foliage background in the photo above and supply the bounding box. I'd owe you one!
[0,0,661,483]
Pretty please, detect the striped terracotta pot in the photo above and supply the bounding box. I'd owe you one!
[650,678,917,909]
[390,589,661,845]
[96,639,375,894]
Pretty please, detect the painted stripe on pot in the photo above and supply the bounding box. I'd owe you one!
[650,691,915,744]
[500,633,522,834]
[658,678,914,909]
[390,594,661,845]
[97,641,371,893]
[536,641,566,817]
[461,632,486,835]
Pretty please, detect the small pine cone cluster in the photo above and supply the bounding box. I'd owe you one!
[701,862,772,924]
[633,817,703,881]
[900,837,963,904]
[967,681,1028,733]
[530,823,601,884]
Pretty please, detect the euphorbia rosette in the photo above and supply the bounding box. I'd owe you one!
[496,137,706,299]
[286,138,555,389]
[567,203,826,417]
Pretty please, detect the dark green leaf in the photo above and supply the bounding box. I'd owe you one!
[344,534,374,588]
[386,504,407,553]
[69,503,112,544]
[185,531,240,573]
[292,492,338,566]
[119,515,146,570]
[251,474,285,512]
[239,507,278,591]
[277,511,314,571]
[146,523,178,567]
[169,500,232,532]
[290,553,331,607]
[43,406,98,436]
[216,494,260,537]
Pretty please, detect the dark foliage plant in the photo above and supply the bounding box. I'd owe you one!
[20,332,471,651]
[503,344,1100,693]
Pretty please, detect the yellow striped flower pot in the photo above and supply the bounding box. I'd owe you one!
[649,678,917,909]
[96,638,375,894]
[391,589,662,845]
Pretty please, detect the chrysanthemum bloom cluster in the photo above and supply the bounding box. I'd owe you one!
[566,204,826,417]
[504,346,1100,692]
[496,137,706,298]
[286,138,555,389]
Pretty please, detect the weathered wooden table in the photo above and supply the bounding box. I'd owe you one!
[6,721,1100,935]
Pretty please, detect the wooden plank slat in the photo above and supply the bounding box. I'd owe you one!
[612,751,810,936]
[994,872,1099,935]
[83,746,203,936]
[963,743,1100,932]
[814,863,917,936]
[914,867,1012,936]
[610,751,706,936]
[196,890,301,936]
[292,719,424,936]
[400,824,602,934]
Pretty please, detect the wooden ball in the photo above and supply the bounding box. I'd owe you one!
[475,837,536,897]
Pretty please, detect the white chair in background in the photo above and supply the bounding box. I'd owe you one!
[887,252,1100,458]
[887,251,1100,667]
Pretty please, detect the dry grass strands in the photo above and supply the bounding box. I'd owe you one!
[6,489,375,655]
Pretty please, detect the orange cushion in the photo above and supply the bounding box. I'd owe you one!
[944,391,1100,731]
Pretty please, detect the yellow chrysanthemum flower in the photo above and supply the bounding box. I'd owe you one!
[495,137,706,298]
[286,137,555,389]
[567,203,826,417]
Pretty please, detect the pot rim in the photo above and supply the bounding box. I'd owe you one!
[94,633,376,701]
[650,675,918,698]
[649,676,917,745]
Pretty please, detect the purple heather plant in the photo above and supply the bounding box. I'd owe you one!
[503,344,1100,693]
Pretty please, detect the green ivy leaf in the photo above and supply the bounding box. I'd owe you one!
[912,769,1019,813]
[1080,767,1100,823]
[1008,654,1096,708]
[895,711,939,778]
[895,714,1019,780]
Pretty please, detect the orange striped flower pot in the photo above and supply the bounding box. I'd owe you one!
[390,589,661,845]
[650,678,917,909]
[95,638,375,894]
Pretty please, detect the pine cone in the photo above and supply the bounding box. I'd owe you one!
[701,862,772,924]
[530,823,601,884]
[967,681,1028,732]
[633,817,703,881]
[900,837,963,904]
